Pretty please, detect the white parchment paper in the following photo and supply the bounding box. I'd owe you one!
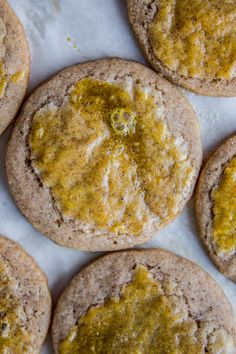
[0,1,235,352]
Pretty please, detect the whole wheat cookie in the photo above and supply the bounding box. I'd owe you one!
[196,135,236,282]
[6,58,202,251]
[0,235,51,353]
[52,249,236,354]
[0,0,30,135]
[127,0,236,96]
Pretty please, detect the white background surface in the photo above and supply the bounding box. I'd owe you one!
[0,1,235,352]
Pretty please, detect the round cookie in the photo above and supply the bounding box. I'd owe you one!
[52,249,236,354]
[196,135,236,282]
[0,0,30,135]
[6,58,202,251]
[0,235,51,352]
[127,0,236,96]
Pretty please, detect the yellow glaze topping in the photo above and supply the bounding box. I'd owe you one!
[0,262,32,352]
[0,64,7,98]
[149,0,236,80]
[212,157,236,253]
[11,70,25,85]
[29,78,193,235]
[59,266,230,354]
[0,17,25,99]
[0,64,25,98]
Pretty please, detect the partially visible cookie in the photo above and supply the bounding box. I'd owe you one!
[196,135,236,282]
[127,0,236,96]
[6,58,202,251]
[52,249,236,354]
[0,235,51,352]
[0,0,30,135]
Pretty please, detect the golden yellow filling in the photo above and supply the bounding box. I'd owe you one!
[212,157,236,253]
[29,78,192,235]
[0,63,7,98]
[0,18,25,99]
[59,266,230,354]
[11,70,25,85]
[149,0,236,80]
[0,262,32,352]
[0,63,25,98]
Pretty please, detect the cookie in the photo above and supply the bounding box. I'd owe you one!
[0,235,51,352]
[52,249,236,354]
[196,135,236,282]
[6,58,202,251]
[0,0,30,135]
[127,0,236,96]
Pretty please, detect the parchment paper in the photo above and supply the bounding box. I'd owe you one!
[0,1,235,352]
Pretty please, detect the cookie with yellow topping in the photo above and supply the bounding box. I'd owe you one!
[127,0,236,96]
[52,249,236,354]
[196,135,236,282]
[0,0,30,135]
[0,235,51,353]
[6,58,202,251]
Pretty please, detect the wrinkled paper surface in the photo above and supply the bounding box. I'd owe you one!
[0,1,235,352]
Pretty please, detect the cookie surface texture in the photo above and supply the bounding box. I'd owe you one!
[52,249,236,354]
[0,235,51,353]
[127,0,236,96]
[6,58,202,251]
[196,135,236,282]
[0,0,30,135]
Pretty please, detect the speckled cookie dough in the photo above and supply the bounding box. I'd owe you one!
[127,0,236,96]
[6,59,202,251]
[0,236,51,353]
[52,249,236,354]
[196,135,236,282]
[0,0,30,135]
[0,261,32,352]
